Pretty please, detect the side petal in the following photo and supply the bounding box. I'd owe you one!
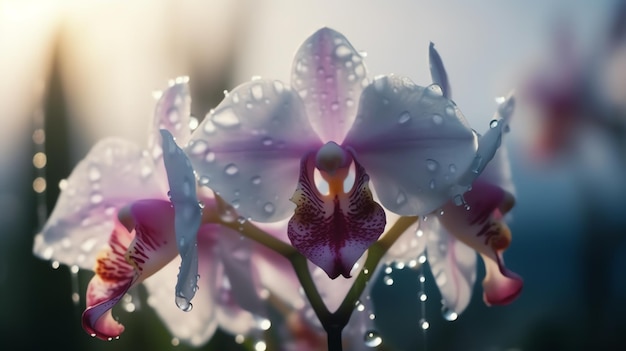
[287,154,385,279]
[455,94,515,190]
[185,79,322,222]
[343,74,478,216]
[34,138,165,269]
[148,79,193,164]
[438,181,523,306]
[429,42,451,98]
[291,27,368,143]
[423,217,477,316]
[161,130,202,310]
[142,223,221,346]
[82,219,136,340]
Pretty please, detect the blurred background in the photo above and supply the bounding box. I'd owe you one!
[1,0,625,350]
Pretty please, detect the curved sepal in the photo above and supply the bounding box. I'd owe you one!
[429,42,451,98]
[344,74,478,216]
[161,129,202,310]
[185,79,322,222]
[287,154,385,279]
[292,27,368,143]
[82,219,135,340]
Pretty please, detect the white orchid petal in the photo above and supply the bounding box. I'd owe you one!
[292,27,368,143]
[186,79,322,222]
[429,42,451,98]
[34,138,165,269]
[344,74,478,216]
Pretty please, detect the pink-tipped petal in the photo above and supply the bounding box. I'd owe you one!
[34,138,165,270]
[148,79,193,166]
[160,129,202,308]
[82,218,136,340]
[481,252,523,306]
[186,79,321,222]
[291,27,368,143]
[438,181,522,306]
[288,154,385,279]
[423,218,477,316]
[343,74,478,216]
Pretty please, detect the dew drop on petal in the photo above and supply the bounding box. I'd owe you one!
[442,306,458,321]
[263,202,275,215]
[432,114,443,125]
[453,194,465,206]
[420,318,430,330]
[449,164,457,174]
[429,179,436,189]
[364,330,383,348]
[262,137,273,146]
[445,105,455,117]
[335,45,352,58]
[426,84,443,97]
[224,163,239,176]
[90,193,103,204]
[490,119,499,128]
[213,108,240,128]
[398,111,411,124]
[396,191,406,205]
[426,159,439,172]
[331,101,340,111]
[419,293,427,302]
[189,140,208,155]
[88,166,101,181]
[251,84,264,101]
[175,296,193,312]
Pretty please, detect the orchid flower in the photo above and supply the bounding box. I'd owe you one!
[33,79,266,345]
[184,27,509,282]
[383,44,522,319]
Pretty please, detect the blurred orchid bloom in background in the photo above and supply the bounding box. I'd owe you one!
[184,27,510,281]
[33,81,266,345]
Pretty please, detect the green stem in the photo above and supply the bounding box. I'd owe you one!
[326,324,344,351]
[334,216,419,323]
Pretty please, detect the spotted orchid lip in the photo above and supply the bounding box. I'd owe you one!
[288,152,385,279]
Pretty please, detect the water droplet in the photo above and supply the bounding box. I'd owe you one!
[251,84,264,101]
[445,105,455,117]
[420,318,430,330]
[199,175,210,185]
[383,276,394,286]
[220,209,237,223]
[189,140,208,155]
[426,159,439,172]
[442,306,458,321]
[398,111,411,124]
[203,120,216,134]
[335,45,352,58]
[346,98,355,107]
[426,84,443,97]
[223,89,229,97]
[175,296,193,312]
[255,316,272,331]
[261,137,273,146]
[224,164,239,176]
[432,114,443,125]
[363,330,383,347]
[471,155,483,174]
[330,101,340,111]
[263,202,275,215]
[213,108,240,128]
[90,193,103,204]
[88,166,101,181]
[254,340,267,351]
[429,179,436,189]
[449,164,457,174]
[373,76,386,92]
[384,266,393,274]
[418,255,427,264]
[273,80,284,94]
[453,194,465,206]
[490,119,499,128]
[419,293,427,302]
[396,191,406,205]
